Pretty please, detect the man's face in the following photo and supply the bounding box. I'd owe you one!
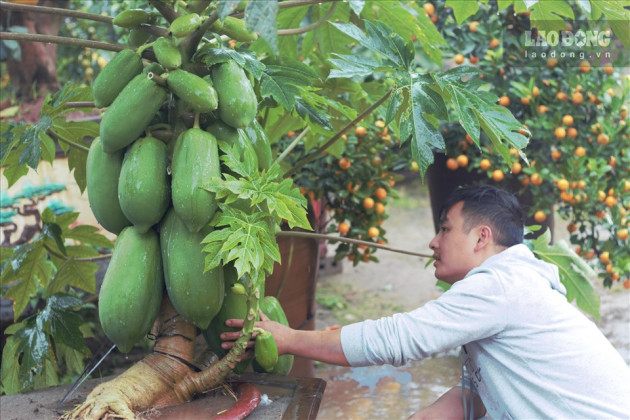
[428,201,480,284]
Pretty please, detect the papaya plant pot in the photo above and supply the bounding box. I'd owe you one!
[425,153,554,241]
[264,203,324,378]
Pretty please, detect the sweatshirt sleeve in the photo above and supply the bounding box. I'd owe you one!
[340,269,508,367]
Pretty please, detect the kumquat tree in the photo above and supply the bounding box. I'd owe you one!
[0,0,627,418]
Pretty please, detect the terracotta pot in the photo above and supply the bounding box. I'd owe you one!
[425,153,554,241]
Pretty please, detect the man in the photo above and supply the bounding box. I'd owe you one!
[223,185,630,419]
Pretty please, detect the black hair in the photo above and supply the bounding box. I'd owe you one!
[439,185,524,247]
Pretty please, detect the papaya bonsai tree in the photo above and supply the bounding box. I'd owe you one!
[0,0,625,417]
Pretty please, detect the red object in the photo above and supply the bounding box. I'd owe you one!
[215,383,262,420]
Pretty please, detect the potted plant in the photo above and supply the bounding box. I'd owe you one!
[0,0,624,416]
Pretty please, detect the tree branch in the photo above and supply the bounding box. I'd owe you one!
[284,88,393,178]
[278,2,337,36]
[231,0,339,19]
[0,1,113,24]
[0,32,158,61]
[276,230,432,259]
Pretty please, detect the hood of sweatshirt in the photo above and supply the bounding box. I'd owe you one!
[472,244,567,296]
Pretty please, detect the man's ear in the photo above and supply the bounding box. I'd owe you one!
[475,225,493,251]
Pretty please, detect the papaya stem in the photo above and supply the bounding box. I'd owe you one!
[148,72,167,86]
[275,126,310,165]
[0,32,159,61]
[0,1,113,23]
[65,101,95,108]
[194,113,201,129]
[276,230,433,259]
[0,32,125,52]
[278,2,337,36]
[174,274,260,397]
[44,244,112,262]
[230,0,339,19]
[148,0,180,23]
[284,87,393,178]
[47,130,90,153]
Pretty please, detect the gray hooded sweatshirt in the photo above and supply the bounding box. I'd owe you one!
[340,244,630,419]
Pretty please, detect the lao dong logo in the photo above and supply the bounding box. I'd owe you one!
[522,28,613,63]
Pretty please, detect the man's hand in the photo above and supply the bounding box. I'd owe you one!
[220,313,351,367]
[220,312,291,356]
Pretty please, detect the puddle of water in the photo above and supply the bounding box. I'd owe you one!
[315,354,461,420]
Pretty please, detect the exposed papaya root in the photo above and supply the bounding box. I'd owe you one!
[63,292,257,419]
[62,297,198,419]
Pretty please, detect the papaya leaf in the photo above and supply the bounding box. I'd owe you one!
[528,0,574,34]
[0,120,26,167]
[590,0,630,48]
[433,66,529,164]
[245,0,278,55]
[259,58,321,110]
[446,0,480,24]
[4,242,51,320]
[328,54,382,79]
[46,84,94,118]
[295,97,332,130]
[41,220,66,256]
[33,358,59,391]
[216,0,241,19]
[349,0,365,15]
[55,342,87,376]
[46,257,99,296]
[368,1,444,65]
[14,316,51,383]
[329,20,411,69]
[194,47,265,79]
[19,115,53,168]
[62,224,114,249]
[0,336,21,394]
[39,294,90,353]
[1,151,29,187]
[527,229,600,320]
[301,5,353,60]
[203,208,279,278]
[403,76,446,175]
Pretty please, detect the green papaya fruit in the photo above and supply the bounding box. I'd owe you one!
[171,128,220,233]
[202,265,251,372]
[100,73,168,153]
[143,62,165,76]
[186,0,211,13]
[244,121,273,171]
[86,137,131,235]
[167,69,218,113]
[211,60,258,129]
[253,296,294,375]
[98,226,163,353]
[254,331,278,372]
[159,208,224,329]
[129,28,152,47]
[118,136,170,233]
[92,49,143,108]
[153,37,182,70]
[113,9,151,28]
[211,16,258,42]
[169,13,203,38]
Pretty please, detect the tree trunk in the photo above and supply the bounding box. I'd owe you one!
[4,0,70,100]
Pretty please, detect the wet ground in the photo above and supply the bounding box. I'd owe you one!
[312,178,630,420]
